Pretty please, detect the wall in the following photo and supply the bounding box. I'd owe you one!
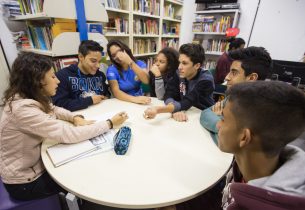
[248,0,305,61]
[237,0,259,46]
[180,0,196,46]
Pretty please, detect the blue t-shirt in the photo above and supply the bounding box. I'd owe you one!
[106,60,147,96]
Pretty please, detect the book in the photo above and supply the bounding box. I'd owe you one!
[47,129,116,167]
[88,23,103,34]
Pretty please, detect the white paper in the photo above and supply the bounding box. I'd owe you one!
[47,126,116,167]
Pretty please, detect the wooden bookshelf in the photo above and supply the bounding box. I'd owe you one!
[9,0,109,58]
[192,7,240,69]
[105,0,183,56]
[12,0,108,22]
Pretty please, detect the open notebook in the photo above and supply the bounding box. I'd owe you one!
[47,129,115,167]
[47,112,117,167]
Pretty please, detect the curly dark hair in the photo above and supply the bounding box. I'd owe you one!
[1,52,53,113]
[158,47,179,77]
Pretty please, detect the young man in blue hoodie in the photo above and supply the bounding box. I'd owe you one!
[219,81,305,209]
[52,40,110,111]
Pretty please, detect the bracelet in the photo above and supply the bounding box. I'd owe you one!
[106,119,113,129]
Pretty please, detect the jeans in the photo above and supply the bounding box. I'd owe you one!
[3,172,66,201]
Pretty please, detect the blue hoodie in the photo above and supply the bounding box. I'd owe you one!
[52,64,110,111]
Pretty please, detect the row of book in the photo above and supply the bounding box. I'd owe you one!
[204,60,217,70]
[105,0,125,10]
[17,0,43,15]
[133,39,157,54]
[24,19,76,51]
[193,16,232,33]
[162,22,179,35]
[203,39,228,53]
[161,38,179,50]
[141,56,154,72]
[1,0,22,17]
[106,17,129,34]
[18,19,107,51]
[133,0,160,16]
[133,19,159,35]
[195,15,215,23]
[53,57,78,72]
[11,31,31,50]
[164,3,175,19]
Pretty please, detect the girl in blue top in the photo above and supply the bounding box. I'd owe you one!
[106,40,151,104]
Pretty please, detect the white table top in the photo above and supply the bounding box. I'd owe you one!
[41,98,232,209]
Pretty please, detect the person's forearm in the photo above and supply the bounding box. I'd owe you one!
[112,88,139,103]
[155,78,165,100]
[155,103,175,114]
[130,62,149,84]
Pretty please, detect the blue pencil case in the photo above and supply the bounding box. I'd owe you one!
[113,126,131,155]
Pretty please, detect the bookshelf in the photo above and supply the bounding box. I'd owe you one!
[7,0,109,70]
[11,0,108,22]
[192,6,240,69]
[105,0,183,60]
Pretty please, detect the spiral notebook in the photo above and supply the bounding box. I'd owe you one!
[47,129,115,167]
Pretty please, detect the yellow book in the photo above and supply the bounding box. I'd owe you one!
[51,22,76,37]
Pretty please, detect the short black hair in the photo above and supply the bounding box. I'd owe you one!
[78,40,103,56]
[179,43,205,66]
[227,81,305,156]
[228,37,245,51]
[229,46,272,80]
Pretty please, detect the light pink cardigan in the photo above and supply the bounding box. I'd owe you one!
[0,96,110,184]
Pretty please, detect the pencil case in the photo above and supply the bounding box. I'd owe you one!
[113,126,131,155]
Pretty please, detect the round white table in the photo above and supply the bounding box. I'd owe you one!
[41,98,232,209]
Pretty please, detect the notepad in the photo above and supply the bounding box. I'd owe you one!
[47,129,115,167]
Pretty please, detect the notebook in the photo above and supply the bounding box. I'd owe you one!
[47,129,115,167]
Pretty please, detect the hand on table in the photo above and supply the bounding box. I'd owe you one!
[135,96,151,105]
[143,107,158,120]
[110,112,129,128]
[172,111,188,122]
[92,95,107,105]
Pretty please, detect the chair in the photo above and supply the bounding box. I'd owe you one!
[0,179,61,210]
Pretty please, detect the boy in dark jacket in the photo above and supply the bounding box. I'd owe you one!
[219,81,305,210]
[143,43,215,122]
[52,40,110,111]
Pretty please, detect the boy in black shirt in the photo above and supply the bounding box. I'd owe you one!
[144,43,214,122]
